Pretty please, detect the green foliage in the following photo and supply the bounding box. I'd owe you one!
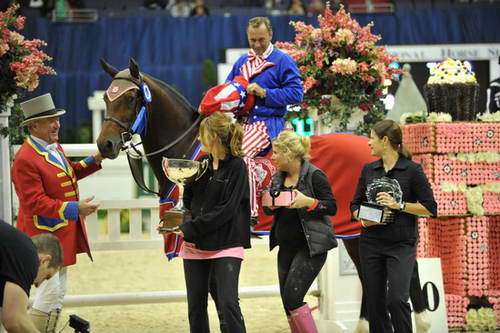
[62,121,92,144]
[0,102,26,144]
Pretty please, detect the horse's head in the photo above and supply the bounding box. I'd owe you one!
[97,58,144,159]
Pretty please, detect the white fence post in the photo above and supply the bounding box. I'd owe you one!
[87,91,106,142]
[0,110,12,224]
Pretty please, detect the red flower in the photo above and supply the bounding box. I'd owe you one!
[358,103,369,111]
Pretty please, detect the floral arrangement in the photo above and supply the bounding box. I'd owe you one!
[465,308,497,331]
[276,4,401,134]
[0,4,55,142]
[477,111,500,122]
[400,111,452,124]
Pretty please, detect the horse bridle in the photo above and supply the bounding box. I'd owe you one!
[104,76,202,158]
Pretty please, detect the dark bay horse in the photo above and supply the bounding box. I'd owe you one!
[97,58,200,197]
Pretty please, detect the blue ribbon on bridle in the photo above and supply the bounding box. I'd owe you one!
[130,82,153,136]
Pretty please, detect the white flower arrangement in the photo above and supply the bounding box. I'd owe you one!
[440,182,467,192]
[465,308,497,331]
[447,152,500,163]
[399,111,425,124]
[465,186,484,216]
[426,112,452,122]
[477,111,500,122]
[440,183,498,216]
[399,111,452,124]
[480,183,500,192]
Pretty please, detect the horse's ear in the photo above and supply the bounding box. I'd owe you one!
[129,58,140,80]
[100,58,118,78]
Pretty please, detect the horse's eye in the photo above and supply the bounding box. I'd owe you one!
[126,94,136,105]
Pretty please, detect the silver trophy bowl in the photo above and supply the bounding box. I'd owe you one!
[159,158,208,231]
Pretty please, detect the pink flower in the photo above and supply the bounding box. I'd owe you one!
[303,77,318,93]
[277,3,400,133]
[333,28,355,45]
[358,61,369,72]
[314,49,324,68]
[330,58,357,75]
[1,4,55,93]
[0,40,9,56]
[8,30,24,44]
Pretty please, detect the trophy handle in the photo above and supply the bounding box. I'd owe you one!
[195,159,209,181]
[161,157,169,177]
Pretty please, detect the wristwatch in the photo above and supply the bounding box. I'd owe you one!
[399,201,406,211]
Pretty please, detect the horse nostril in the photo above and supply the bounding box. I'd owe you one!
[104,140,114,151]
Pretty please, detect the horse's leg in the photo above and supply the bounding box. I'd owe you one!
[342,237,370,333]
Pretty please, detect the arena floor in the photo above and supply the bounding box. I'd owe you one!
[54,242,317,333]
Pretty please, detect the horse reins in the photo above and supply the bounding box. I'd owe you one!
[104,75,203,196]
[104,76,203,158]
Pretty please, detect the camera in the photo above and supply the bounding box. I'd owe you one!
[69,314,90,333]
[262,188,296,207]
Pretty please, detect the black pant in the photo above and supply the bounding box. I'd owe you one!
[183,257,246,333]
[410,260,427,313]
[360,237,416,333]
[277,246,327,313]
[342,237,368,319]
[344,237,426,319]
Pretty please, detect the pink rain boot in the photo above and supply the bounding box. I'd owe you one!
[290,304,318,333]
[287,314,299,333]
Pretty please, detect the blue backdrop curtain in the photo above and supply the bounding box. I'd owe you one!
[20,7,500,130]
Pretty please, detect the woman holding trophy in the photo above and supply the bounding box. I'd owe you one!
[166,112,251,333]
[263,130,338,333]
[350,120,437,333]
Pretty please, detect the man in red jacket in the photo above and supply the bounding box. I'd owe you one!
[11,93,104,333]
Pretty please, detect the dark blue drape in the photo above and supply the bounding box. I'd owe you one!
[20,8,500,129]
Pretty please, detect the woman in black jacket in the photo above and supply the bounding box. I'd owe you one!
[351,120,437,333]
[264,130,337,333]
[171,112,250,333]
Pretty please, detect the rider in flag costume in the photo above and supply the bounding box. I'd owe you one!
[202,17,303,218]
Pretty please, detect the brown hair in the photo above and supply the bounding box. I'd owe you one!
[247,17,273,35]
[372,119,412,159]
[272,130,311,160]
[200,112,245,157]
[31,234,63,269]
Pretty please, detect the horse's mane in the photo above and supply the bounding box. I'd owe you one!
[146,74,197,116]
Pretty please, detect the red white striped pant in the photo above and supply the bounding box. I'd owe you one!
[241,121,271,217]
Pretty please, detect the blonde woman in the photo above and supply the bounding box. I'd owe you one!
[171,112,250,333]
[264,130,337,333]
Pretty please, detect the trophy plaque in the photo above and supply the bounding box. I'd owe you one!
[358,202,386,223]
[159,158,208,232]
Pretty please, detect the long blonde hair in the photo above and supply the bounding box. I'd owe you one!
[200,112,245,157]
[272,130,311,160]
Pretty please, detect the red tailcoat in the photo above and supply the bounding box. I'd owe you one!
[11,137,101,266]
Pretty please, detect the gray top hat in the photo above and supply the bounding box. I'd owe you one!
[20,93,66,126]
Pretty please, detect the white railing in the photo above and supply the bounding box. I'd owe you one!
[85,199,162,251]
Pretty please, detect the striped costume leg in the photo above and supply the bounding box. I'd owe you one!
[242,121,271,218]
